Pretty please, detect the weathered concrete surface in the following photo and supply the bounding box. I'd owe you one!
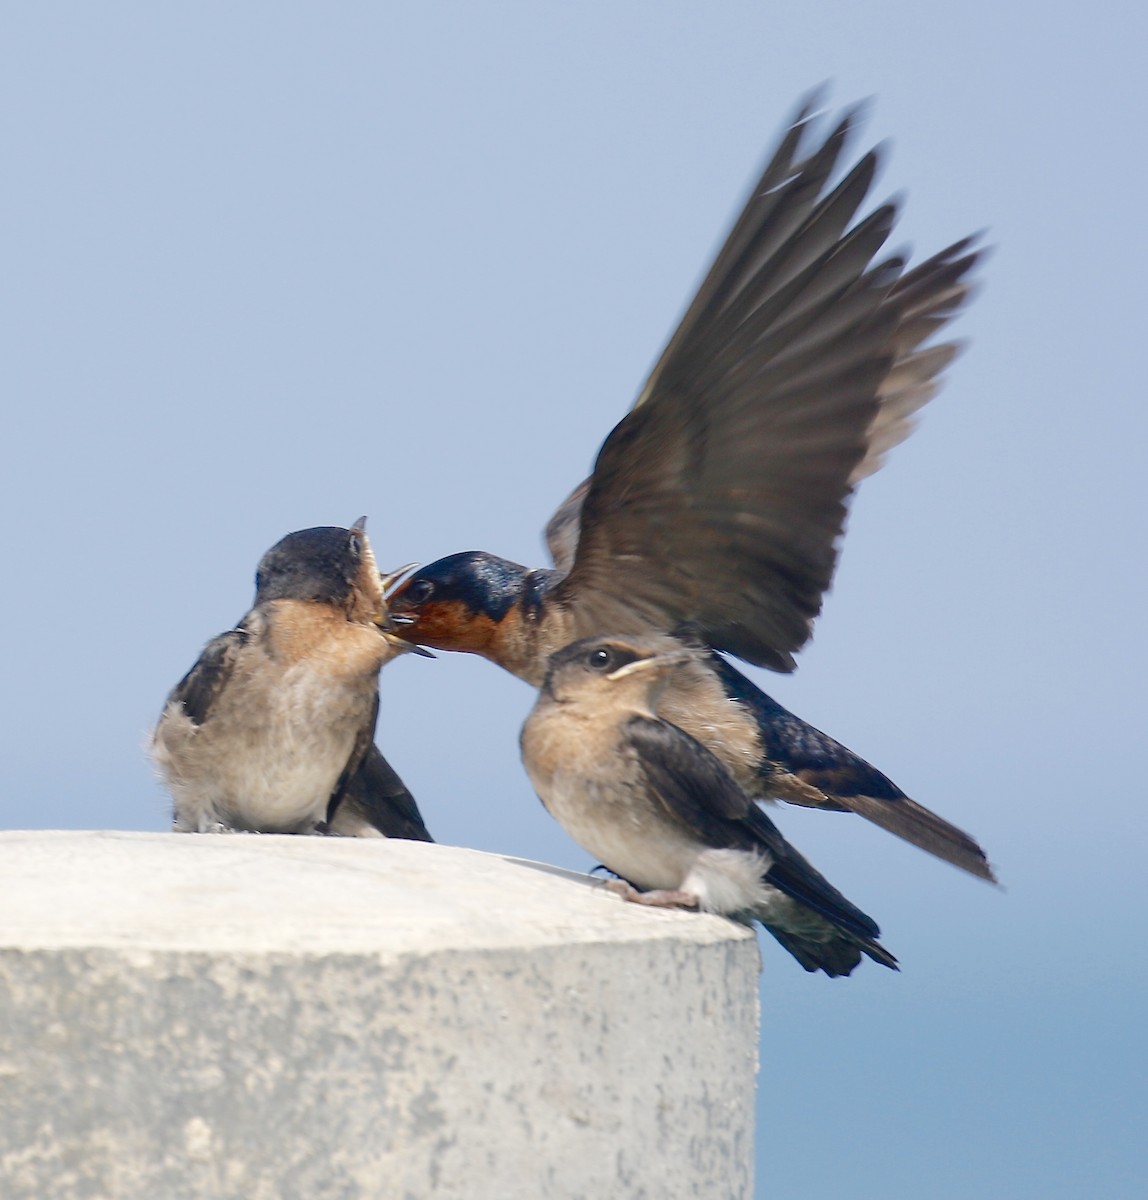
[0,831,759,1199]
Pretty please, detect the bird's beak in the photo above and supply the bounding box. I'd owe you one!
[375,611,435,657]
[379,563,422,627]
[383,631,436,659]
[380,563,420,596]
[606,650,694,682]
[373,578,436,657]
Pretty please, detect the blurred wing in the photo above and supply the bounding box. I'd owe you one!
[852,235,983,482]
[332,743,435,841]
[164,627,248,727]
[541,240,979,571]
[555,94,981,670]
[543,479,590,575]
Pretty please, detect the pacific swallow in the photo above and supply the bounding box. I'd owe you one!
[388,92,994,882]
[152,520,433,839]
[521,635,898,976]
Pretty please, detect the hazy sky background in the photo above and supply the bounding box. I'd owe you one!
[2,4,1144,1196]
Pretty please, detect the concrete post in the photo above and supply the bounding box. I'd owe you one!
[0,831,759,1199]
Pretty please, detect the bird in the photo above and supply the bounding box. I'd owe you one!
[152,519,434,839]
[521,634,898,976]
[334,743,435,841]
[387,91,994,882]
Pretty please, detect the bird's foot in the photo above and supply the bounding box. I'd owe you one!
[603,880,699,910]
[186,820,236,834]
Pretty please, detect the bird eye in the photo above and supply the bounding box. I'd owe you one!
[404,580,435,605]
[348,532,362,558]
[587,647,614,671]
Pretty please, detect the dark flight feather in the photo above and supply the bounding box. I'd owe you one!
[166,627,248,728]
[334,744,435,842]
[542,99,980,673]
[625,714,894,962]
[707,653,996,881]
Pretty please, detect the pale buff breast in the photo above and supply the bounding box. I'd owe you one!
[521,706,705,891]
[158,605,390,834]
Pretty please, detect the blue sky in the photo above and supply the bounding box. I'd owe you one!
[1,4,1144,1196]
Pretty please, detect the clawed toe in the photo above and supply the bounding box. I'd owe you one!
[633,888,699,910]
[602,879,699,910]
[602,879,639,901]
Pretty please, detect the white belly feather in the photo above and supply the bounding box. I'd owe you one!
[155,657,375,834]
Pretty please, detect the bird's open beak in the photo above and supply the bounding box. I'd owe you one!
[373,570,435,657]
[379,563,423,628]
[380,562,419,596]
[374,610,435,657]
[383,631,436,658]
[607,649,694,682]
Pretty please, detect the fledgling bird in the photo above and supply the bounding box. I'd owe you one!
[152,520,433,839]
[521,634,898,976]
[389,92,994,882]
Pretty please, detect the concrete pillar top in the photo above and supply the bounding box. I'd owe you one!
[1,830,759,1198]
[0,830,754,958]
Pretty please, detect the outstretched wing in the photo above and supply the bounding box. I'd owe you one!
[552,94,980,670]
[543,479,590,576]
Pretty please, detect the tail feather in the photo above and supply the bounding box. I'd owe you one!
[764,925,899,977]
[740,809,901,977]
[742,804,883,941]
[706,653,997,882]
[842,792,995,882]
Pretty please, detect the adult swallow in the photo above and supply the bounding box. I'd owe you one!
[521,635,898,976]
[153,520,433,839]
[389,93,994,881]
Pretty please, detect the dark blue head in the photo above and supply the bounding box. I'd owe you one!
[389,551,556,652]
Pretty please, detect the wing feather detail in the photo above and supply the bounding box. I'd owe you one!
[549,98,981,670]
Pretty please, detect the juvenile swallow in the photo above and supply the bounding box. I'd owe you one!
[153,520,433,839]
[522,635,898,976]
[389,93,994,881]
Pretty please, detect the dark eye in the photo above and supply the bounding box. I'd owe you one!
[404,579,435,606]
[348,533,363,558]
[587,647,614,671]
